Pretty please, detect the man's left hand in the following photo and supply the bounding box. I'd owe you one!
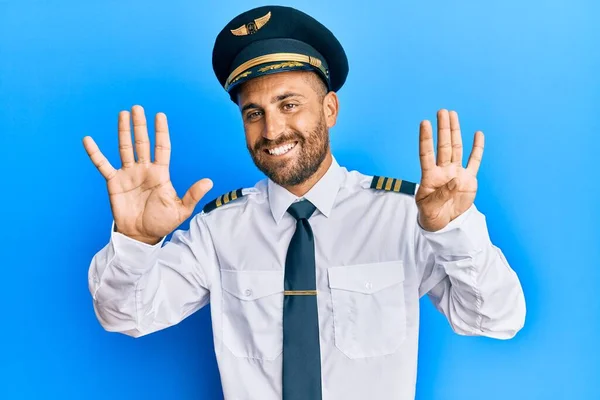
[415,109,484,232]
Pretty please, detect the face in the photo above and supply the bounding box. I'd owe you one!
[236,70,338,187]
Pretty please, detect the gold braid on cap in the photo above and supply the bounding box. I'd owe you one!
[225,53,328,91]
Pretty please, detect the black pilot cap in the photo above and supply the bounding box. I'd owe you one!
[212,5,349,100]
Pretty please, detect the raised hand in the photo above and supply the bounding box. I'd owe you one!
[415,109,484,232]
[83,105,213,244]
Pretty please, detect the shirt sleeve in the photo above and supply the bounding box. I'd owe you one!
[415,204,526,339]
[87,213,217,338]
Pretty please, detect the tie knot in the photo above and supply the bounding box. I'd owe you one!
[287,200,316,221]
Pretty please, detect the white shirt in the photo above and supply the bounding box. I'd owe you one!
[88,155,526,400]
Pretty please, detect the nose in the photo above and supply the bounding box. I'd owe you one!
[262,110,285,141]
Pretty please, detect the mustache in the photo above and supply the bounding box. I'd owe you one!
[253,132,304,152]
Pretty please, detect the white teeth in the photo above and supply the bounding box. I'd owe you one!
[268,142,296,155]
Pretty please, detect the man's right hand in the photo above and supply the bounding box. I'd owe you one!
[83,105,213,245]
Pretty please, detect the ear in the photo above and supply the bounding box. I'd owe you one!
[323,91,339,129]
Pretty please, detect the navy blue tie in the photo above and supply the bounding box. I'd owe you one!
[282,200,322,400]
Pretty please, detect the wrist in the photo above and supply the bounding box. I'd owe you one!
[114,224,162,245]
[131,235,163,245]
[417,212,446,232]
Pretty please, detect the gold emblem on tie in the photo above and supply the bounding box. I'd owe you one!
[230,11,271,36]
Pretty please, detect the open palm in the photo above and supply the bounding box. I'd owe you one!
[83,105,213,244]
[415,109,484,232]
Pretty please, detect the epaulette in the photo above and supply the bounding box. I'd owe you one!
[202,188,245,213]
[370,175,417,195]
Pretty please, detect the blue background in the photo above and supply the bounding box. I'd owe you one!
[1,0,598,399]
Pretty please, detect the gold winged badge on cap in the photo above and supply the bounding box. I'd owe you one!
[230,11,272,36]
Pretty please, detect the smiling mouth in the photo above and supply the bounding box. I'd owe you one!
[264,141,298,156]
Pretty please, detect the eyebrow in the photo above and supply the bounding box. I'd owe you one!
[241,102,261,113]
[273,92,304,102]
[241,92,305,113]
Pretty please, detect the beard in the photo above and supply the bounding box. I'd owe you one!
[247,113,329,187]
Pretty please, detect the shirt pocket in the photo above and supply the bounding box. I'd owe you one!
[220,269,284,360]
[327,260,407,359]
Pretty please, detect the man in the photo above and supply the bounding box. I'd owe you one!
[83,5,525,400]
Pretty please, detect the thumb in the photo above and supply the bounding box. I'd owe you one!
[435,177,459,203]
[182,178,213,213]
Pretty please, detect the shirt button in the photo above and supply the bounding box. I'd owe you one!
[244,289,253,297]
[365,282,373,290]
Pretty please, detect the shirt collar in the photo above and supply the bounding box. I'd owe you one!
[267,155,344,224]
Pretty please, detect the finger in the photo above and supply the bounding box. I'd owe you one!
[419,120,436,172]
[449,110,463,164]
[118,110,135,168]
[436,109,452,166]
[154,112,171,166]
[182,178,214,213]
[132,105,150,164]
[466,131,485,175]
[82,136,117,180]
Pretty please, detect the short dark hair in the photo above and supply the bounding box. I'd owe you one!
[302,70,328,100]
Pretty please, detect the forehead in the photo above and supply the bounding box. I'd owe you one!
[236,71,313,103]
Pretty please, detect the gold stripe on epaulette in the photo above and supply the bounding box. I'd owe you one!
[203,188,246,214]
[370,175,416,196]
[385,177,393,190]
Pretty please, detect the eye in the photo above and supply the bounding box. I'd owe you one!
[246,111,263,121]
[283,103,298,111]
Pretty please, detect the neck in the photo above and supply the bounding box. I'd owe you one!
[283,152,333,197]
